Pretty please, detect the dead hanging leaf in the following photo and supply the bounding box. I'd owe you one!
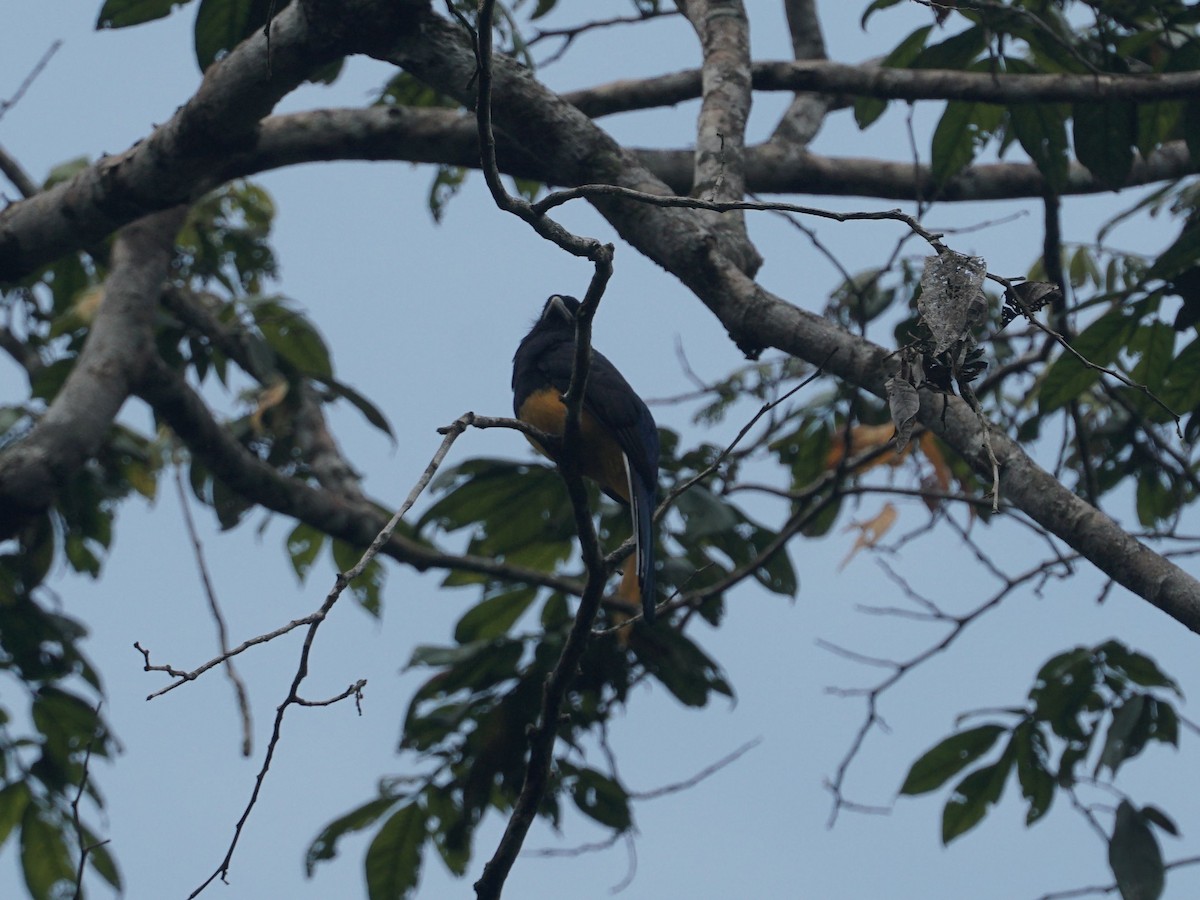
[825,423,910,472]
[1000,280,1061,327]
[918,251,988,356]
[839,503,898,569]
[249,378,290,434]
[886,376,920,452]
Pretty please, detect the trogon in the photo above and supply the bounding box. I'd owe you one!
[512,295,660,623]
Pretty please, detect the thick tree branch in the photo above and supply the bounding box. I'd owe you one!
[769,0,831,147]
[0,206,186,538]
[136,356,583,595]
[208,105,1195,206]
[0,0,415,282]
[385,6,1200,635]
[8,37,1200,287]
[677,0,760,274]
[573,58,1200,116]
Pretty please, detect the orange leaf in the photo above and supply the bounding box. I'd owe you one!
[839,502,898,569]
[826,423,909,472]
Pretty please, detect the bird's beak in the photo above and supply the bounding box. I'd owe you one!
[546,295,573,322]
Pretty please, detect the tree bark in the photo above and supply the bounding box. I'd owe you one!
[0,206,186,538]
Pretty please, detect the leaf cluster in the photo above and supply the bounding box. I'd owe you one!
[861,0,1200,191]
[902,640,1182,896]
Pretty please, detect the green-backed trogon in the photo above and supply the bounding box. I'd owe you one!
[512,295,660,623]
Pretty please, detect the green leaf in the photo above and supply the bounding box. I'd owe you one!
[1185,98,1200,164]
[424,788,470,876]
[642,629,732,707]
[1135,470,1177,527]
[941,747,1014,844]
[254,301,334,380]
[429,166,468,223]
[1099,694,1145,776]
[853,96,888,130]
[20,805,75,900]
[912,26,986,70]
[1099,641,1182,695]
[931,100,1004,187]
[571,769,632,831]
[332,540,385,618]
[1128,321,1175,394]
[85,831,122,889]
[1038,311,1137,414]
[1073,101,1136,189]
[1142,806,1179,837]
[405,639,523,698]
[211,475,251,530]
[676,485,739,539]
[64,533,102,578]
[1009,101,1070,192]
[1109,801,1165,900]
[307,796,399,876]
[96,0,185,28]
[0,782,31,849]
[1014,722,1055,825]
[1136,99,1182,158]
[454,588,538,644]
[901,724,1006,795]
[194,0,267,71]
[328,379,395,440]
[1149,222,1200,281]
[861,0,905,27]
[853,25,931,129]
[30,358,75,404]
[18,513,55,593]
[286,521,326,583]
[365,803,426,900]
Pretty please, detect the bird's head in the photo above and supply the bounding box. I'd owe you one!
[540,294,581,327]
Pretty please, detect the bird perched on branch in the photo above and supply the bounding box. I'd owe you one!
[512,295,660,623]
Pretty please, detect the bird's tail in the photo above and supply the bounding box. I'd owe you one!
[632,477,656,623]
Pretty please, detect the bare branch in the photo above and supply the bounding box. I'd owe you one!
[137,364,584,594]
[188,401,473,896]
[823,555,1077,824]
[529,9,678,66]
[69,712,106,900]
[389,4,1200,635]
[0,205,187,539]
[0,144,39,200]
[174,468,254,756]
[0,40,61,126]
[631,738,762,800]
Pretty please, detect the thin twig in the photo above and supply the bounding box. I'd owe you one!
[631,738,763,801]
[468,3,623,897]
[822,555,1076,825]
[530,9,678,66]
[0,40,61,125]
[188,413,475,897]
[533,184,951,255]
[987,272,1182,434]
[174,467,254,756]
[70,711,106,900]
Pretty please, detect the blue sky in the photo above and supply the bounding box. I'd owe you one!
[3,2,1200,898]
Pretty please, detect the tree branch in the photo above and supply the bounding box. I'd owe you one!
[677,0,760,274]
[0,0,389,281]
[385,5,1200,635]
[0,206,186,538]
[136,359,584,594]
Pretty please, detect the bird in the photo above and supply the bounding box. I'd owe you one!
[512,294,660,623]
